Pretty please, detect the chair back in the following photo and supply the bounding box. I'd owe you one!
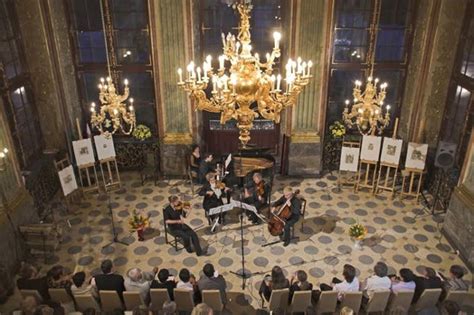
[123,291,145,310]
[19,289,43,302]
[174,288,195,312]
[315,290,338,314]
[99,290,124,312]
[340,292,362,314]
[290,290,312,313]
[268,288,289,313]
[414,288,442,311]
[387,290,414,314]
[445,291,468,307]
[202,290,224,312]
[73,294,101,312]
[365,290,391,313]
[48,288,73,304]
[150,288,171,311]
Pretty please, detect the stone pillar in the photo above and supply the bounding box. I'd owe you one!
[14,0,81,152]
[287,0,330,175]
[400,0,467,145]
[150,0,193,175]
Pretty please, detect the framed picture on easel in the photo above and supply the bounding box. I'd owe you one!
[72,138,95,166]
[360,135,382,162]
[94,135,116,161]
[405,142,428,170]
[380,137,403,165]
[340,147,360,172]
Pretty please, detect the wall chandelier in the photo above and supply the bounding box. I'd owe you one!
[177,2,312,146]
[89,0,135,137]
[342,0,391,135]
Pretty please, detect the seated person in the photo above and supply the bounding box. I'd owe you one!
[177,268,201,303]
[189,144,201,180]
[125,268,157,304]
[197,263,227,304]
[390,268,416,293]
[361,262,391,300]
[442,265,469,292]
[413,266,443,303]
[243,172,270,224]
[259,265,290,302]
[92,259,126,301]
[199,173,230,225]
[71,271,97,298]
[17,263,50,301]
[198,153,215,184]
[164,195,206,256]
[320,264,359,301]
[150,269,177,301]
[46,265,72,290]
[289,270,312,301]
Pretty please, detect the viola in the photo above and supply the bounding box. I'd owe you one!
[267,189,300,236]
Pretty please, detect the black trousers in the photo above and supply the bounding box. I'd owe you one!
[283,216,299,243]
[170,225,202,255]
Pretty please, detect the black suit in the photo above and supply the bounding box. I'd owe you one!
[244,180,270,223]
[150,280,177,301]
[17,277,50,301]
[94,273,126,301]
[199,182,227,224]
[413,276,443,303]
[272,195,301,243]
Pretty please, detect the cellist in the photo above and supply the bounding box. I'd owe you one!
[271,186,301,247]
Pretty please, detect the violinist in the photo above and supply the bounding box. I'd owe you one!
[244,172,270,224]
[198,153,215,184]
[199,173,231,226]
[164,195,206,256]
[271,186,301,247]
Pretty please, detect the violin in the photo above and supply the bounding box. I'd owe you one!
[267,189,300,236]
[215,180,226,190]
[175,201,191,213]
[256,180,265,197]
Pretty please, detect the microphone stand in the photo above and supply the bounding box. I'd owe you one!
[103,192,128,249]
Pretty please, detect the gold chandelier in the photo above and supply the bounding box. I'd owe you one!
[89,0,135,138]
[342,0,390,135]
[177,2,312,146]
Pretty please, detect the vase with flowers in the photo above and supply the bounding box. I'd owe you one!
[132,124,152,141]
[348,223,368,249]
[128,209,151,241]
[329,121,346,139]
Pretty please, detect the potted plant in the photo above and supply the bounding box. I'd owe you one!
[128,209,151,241]
[348,223,368,249]
[329,121,346,139]
[132,124,152,141]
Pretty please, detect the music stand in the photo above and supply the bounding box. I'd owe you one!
[102,192,128,249]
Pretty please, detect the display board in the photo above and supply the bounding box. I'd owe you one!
[72,138,95,166]
[58,165,78,196]
[339,146,360,172]
[380,137,403,165]
[360,135,382,162]
[94,134,116,161]
[405,142,428,170]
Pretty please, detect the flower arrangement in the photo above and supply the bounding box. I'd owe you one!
[329,121,346,139]
[128,209,151,232]
[348,223,367,240]
[132,124,152,141]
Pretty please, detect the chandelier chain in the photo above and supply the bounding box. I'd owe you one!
[367,0,382,77]
[99,0,111,79]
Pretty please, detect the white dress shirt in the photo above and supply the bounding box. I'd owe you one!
[391,280,415,293]
[177,281,194,290]
[363,275,391,298]
[333,277,360,300]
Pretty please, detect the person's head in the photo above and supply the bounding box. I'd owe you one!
[179,268,191,283]
[191,303,213,315]
[82,308,96,315]
[192,144,200,155]
[373,262,388,277]
[163,301,177,315]
[204,153,213,162]
[206,173,216,184]
[101,259,113,274]
[449,265,465,279]
[424,267,437,279]
[158,269,170,283]
[47,265,65,281]
[253,173,263,184]
[342,264,356,283]
[443,300,461,315]
[339,306,354,315]
[169,195,180,208]
[399,268,415,282]
[20,296,38,315]
[203,263,215,278]
[296,270,308,283]
[131,305,148,315]
[33,305,54,315]
[127,268,143,282]
[271,266,286,285]
[72,271,86,288]
[283,186,293,199]
[19,263,38,280]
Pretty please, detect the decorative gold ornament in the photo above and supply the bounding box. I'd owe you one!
[0,147,8,172]
[342,0,391,135]
[177,3,312,146]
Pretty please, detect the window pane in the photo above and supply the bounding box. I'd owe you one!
[334,29,368,62]
[327,70,364,124]
[77,31,107,63]
[71,0,102,30]
[444,86,471,144]
[81,72,107,104]
[375,29,405,61]
[111,0,147,29]
[114,30,150,64]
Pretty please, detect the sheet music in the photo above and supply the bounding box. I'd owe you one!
[208,199,258,215]
[225,154,232,169]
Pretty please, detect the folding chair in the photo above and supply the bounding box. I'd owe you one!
[174,288,195,312]
[414,288,442,312]
[267,288,289,314]
[48,288,75,313]
[150,288,171,312]
[340,292,362,314]
[288,290,312,314]
[363,290,391,313]
[19,289,43,303]
[162,208,185,251]
[123,291,146,310]
[73,294,101,312]
[386,290,414,314]
[202,290,224,313]
[99,290,124,312]
[315,291,338,314]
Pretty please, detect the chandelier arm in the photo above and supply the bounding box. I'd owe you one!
[190,90,223,113]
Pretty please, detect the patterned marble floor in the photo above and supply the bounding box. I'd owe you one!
[26,173,473,313]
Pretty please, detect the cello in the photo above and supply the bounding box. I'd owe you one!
[267,189,300,236]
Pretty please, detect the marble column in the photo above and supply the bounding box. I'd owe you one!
[150,0,194,175]
[288,0,330,175]
[400,0,467,146]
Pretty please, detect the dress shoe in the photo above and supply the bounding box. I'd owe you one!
[283,240,290,247]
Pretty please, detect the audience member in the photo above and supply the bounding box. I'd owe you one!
[320,264,360,301]
[191,303,213,315]
[177,268,201,302]
[125,268,154,304]
[17,263,50,301]
[163,301,177,315]
[33,305,55,315]
[259,265,290,302]
[413,266,443,303]
[92,259,126,300]
[20,296,39,315]
[444,265,469,292]
[361,262,391,299]
[71,271,97,300]
[131,305,149,315]
[197,263,227,304]
[443,300,461,315]
[46,265,72,289]
[150,269,177,301]
[339,306,354,315]
[390,268,416,293]
[289,270,312,300]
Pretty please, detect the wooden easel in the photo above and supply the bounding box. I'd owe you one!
[338,138,361,190]
[374,119,400,198]
[400,167,424,202]
[75,119,99,194]
[99,157,121,192]
[54,155,82,210]
[356,159,378,193]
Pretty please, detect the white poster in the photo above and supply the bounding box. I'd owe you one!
[405,142,428,170]
[94,135,116,161]
[380,137,403,165]
[339,147,360,172]
[360,135,382,162]
[72,138,95,166]
[58,165,78,196]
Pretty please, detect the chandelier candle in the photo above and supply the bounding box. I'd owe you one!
[176,3,312,146]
